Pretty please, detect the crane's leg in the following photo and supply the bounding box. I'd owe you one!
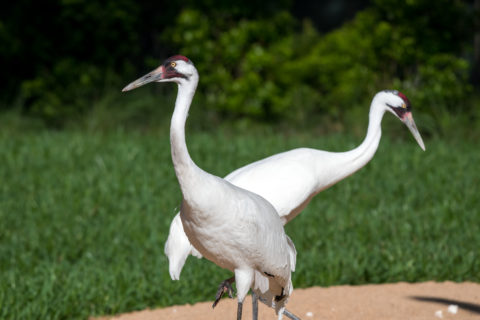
[252,291,259,320]
[234,269,254,320]
[212,276,235,308]
[257,295,302,320]
[282,308,301,320]
[213,277,301,319]
[237,301,244,320]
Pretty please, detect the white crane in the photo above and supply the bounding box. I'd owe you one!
[165,89,425,309]
[122,55,297,320]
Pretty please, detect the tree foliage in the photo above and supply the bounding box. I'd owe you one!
[0,0,476,128]
[168,1,474,125]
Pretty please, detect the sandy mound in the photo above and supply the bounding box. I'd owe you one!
[94,281,480,320]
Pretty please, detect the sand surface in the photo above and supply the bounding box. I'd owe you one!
[94,281,480,320]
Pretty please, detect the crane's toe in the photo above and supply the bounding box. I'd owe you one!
[212,276,235,308]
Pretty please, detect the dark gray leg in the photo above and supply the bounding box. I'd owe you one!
[237,301,243,320]
[212,277,301,319]
[212,276,235,308]
[252,291,258,320]
[283,308,301,320]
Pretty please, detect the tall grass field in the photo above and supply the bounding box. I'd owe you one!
[0,127,478,319]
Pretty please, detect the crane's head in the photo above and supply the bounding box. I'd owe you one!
[379,90,425,151]
[122,55,196,92]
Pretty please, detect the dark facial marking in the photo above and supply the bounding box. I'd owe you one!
[396,91,411,109]
[384,90,412,119]
[387,103,409,119]
[384,90,411,110]
[162,57,189,80]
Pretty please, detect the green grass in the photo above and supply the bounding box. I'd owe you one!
[0,126,478,319]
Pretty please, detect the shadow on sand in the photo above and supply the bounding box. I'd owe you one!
[410,296,480,315]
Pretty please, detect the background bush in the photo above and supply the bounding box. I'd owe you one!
[0,0,478,131]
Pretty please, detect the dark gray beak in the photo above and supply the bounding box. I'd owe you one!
[402,112,426,151]
[122,65,165,92]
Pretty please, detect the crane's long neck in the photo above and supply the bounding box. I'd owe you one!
[333,98,386,179]
[170,75,202,191]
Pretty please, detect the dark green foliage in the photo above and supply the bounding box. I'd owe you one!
[0,1,477,128]
[164,1,475,123]
[0,128,478,319]
[1,1,140,94]
[167,10,301,119]
[20,59,104,127]
[373,0,472,57]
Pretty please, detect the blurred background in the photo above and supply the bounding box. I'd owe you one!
[1,1,479,319]
[1,0,479,133]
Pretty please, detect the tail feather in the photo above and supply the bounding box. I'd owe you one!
[164,213,203,280]
[286,235,297,272]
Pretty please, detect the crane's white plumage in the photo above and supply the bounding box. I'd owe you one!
[165,89,425,283]
[123,56,296,319]
[165,212,202,280]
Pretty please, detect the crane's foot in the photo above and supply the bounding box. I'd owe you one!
[212,276,235,308]
[282,308,302,320]
[257,295,302,320]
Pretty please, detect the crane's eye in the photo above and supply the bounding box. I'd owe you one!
[170,62,176,68]
[401,103,406,109]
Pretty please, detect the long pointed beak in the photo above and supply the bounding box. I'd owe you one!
[122,66,165,92]
[402,112,426,151]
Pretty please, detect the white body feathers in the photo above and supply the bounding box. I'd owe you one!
[159,59,296,316]
[165,90,421,281]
